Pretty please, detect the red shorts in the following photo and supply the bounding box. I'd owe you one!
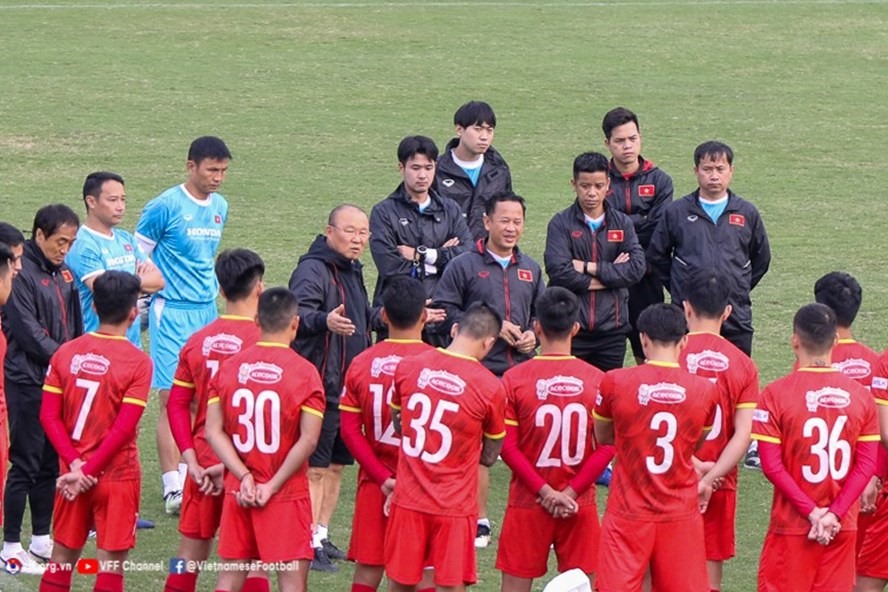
[496,504,600,578]
[347,480,387,566]
[53,478,140,552]
[384,505,475,587]
[178,476,224,540]
[758,530,855,591]
[597,513,708,592]
[217,494,313,563]
[0,405,7,528]
[703,488,736,561]
[856,492,888,579]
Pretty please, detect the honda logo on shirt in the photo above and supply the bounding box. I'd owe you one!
[729,214,745,227]
[607,230,624,242]
[638,185,655,197]
[517,269,533,282]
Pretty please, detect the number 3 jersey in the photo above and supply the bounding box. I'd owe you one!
[391,348,506,517]
[43,332,153,480]
[751,367,879,534]
[593,361,719,522]
[208,342,326,501]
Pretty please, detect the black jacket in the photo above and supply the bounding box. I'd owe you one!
[3,240,83,386]
[432,241,545,377]
[544,201,645,336]
[369,184,473,304]
[605,156,674,249]
[435,138,513,241]
[646,190,771,335]
[289,236,379,403]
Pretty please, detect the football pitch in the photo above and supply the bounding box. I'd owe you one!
[1,0,888,589]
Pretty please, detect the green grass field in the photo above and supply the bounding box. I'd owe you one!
[1,0,887,589]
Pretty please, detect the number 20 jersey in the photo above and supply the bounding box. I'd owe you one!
[391,348,506,517]
[752,367,879,534]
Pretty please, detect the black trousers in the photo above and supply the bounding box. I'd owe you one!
[4,380,58,543]
[723,330,753,357]
[627,273,666,361]
[572,330,629,372]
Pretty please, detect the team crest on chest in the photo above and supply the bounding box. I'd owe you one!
[517,269,533,282]
[71,353,111,376]
[536,375,584,400]
[686,350,729,374]
[805,387,851,412]
[832,358,871,380]
[638,383,686,406]
[638,184,655,197]
[238,362,283,385]
[607,230,624,242]
[371,355,402,378]
[729,214,745,226]
[418,369,465,396]
[202,334,243,357]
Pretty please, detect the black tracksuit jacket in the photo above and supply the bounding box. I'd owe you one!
[605,156,674,250]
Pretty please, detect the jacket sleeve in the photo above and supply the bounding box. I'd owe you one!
[435,208,474,269]
[543,216,590,294]
[646,211,675,293]
[636,174,674,247]
[369,204,414,281]
[431,260,468,330]
[528,263,547,328]
[5,272,61,364]
[289,262,331,336]
[748,210,771,291]
[467,195,487,242]
[597,223,646,288]
[70,281,84,338]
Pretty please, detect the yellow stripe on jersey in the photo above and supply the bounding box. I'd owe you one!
[736,403,757,409]
[875,399,888,406]
[390,403,402,411]
[207,396,220,406]
[484,430,506,440]
[592,411,612,422]
[122,397,147,408]
[859,435,881,442]
[751,433,781,444]
[301,406,324,418]
[339,404,362,413]
[172,379,195,388]
[703,425,713,432]
[43,385,63,394]
[504,419,519,427]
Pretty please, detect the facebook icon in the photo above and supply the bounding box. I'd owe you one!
[169,558,186,575]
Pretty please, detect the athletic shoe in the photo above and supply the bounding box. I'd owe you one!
[474,524,491,549]
[595,467,613,487]
[1,548,46,575]
[28,540,53,563]
[138,295,150,332]
[310,546,339,573]
[321,538,347,561]
[164,490,183,515]
[136,518,155,529]
[744,448,762,470]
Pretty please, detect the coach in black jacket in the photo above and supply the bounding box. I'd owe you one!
[544,152,646,372]
[2,205,82,567]
[647,141,771,355]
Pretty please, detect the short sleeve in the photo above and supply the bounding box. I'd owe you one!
[135,198,169,247]
[207,373,222,407]
[43,358,64,394]
[66,239,106,284]
[871,354,888,406]
[123,355,153,408]
[703,382,720,431]
[859,393,881,443]
[735,359,760,409]
[391,365,406,411]
[751,385,781,444]
[483,382,506,440]
[502,374,519,427]
[339,365,362,413]
[300,370,326,419]
[130,233,149,265]
[172,343,196,388]
[593,373,614,422]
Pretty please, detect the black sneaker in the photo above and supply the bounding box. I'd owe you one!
[321,538,347,561]
[310,546,338,573]
[474,523,491,549]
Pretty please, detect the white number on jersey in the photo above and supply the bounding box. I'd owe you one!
[369,383,400,446]
[72,378,100,441]
[401,393,459,464]
[802,416,851,484]
[231,388,281,454]
[206,359,220,379]
[535,403,588,468]
[705,403,723,442]
[646,411,678,474]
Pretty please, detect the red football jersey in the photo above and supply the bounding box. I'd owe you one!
[502,355,605,508]
[593,361,718,522]
[791,339,880,389]
[391,348,506,517]
[339,339,433,486]
[680,331,759,490]
[751,368,880,534]
[208,342,325,501]
[173,315,261,466]
[43,332,152,480]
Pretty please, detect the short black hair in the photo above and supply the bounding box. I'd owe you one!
[188,136,232,165]
[637,303,688,344]
[93,271,141,325]
[82,171,125,207]
[694,141,734,166]
[0,243,14,278]
[814,272,862,328]
[32,204,79,239]
[456,302,503,340]
[453,101,497,128]
[536,287,578,339]
[397,135,438,165]
[382,277,426,330]
[573,152,609,179]
[683,268,732,319]
[602,107,639,140]
[216,249,265,302]
[258,287,299,333]
[794,303,837,356]
[485,192,526,217]
[0,222,25,247]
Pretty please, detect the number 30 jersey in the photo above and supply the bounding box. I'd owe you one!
[752,367,879,534]
[208,342,326,501]
[391,348,506,517]
[593,361,718,522]
[339,339,433,486]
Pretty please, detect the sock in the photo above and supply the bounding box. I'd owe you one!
[351,585,375,592]
[477,518,490,528]
[164,572,198,592]
[242,577,271,592]
[40,565,73,591]
[3,541,24,556]
[94,572,124,592]
[312,524,327,548]
[31,534,51,549]
[178,462,188,485]
[162,471,181,495]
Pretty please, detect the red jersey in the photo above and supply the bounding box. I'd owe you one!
[791,339,880,388]
[502,354,605,508]
[43,332,152,480]
[391,348,506,517]
[751,368,880,534]
[173,315,261,466]
[208,342,325,501]
[680,331,759,491]
[593,361,718,522]
[339,339,433,486]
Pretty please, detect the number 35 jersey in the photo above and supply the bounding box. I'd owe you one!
[752,367,879,534]
[593,361,719,522]
[208,342,326,501]
[391,348,506,517]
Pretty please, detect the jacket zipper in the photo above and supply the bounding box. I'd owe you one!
[503,264,513,367]
[54,274,70,341]
[624,185,632,215]
[589,231,598,331]
[335,268,348,380]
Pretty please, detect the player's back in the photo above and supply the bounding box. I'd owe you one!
[830,339,880,388]
[502,354,604,508]
[392,348,505,516]
[595,361,718,521]
[752,368,879,534]
[340,339,433,485]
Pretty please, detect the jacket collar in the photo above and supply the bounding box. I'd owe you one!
[390,183,444,213]
[570,199,612,226]
[689,189,740,213]
[473,238,522,266]
[24,240,61,273]
[607,156,656,180]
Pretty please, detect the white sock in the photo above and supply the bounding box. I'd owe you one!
[312,524,327,548]
[2,542,23,556]
[31,534,50,549]
[477,518,490,528]
[162,471,181,495]
[178,462,188,485]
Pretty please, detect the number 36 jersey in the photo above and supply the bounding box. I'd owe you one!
[391,348,506,517]
[752,367,879,534]
[208,342,326,501]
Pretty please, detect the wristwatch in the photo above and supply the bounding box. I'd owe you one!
[416,245,428,261]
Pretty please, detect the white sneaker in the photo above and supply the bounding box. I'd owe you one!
[28,540,53,563]
[1,548,46,575]
[474,523,491,549]
[164,490,183,515]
